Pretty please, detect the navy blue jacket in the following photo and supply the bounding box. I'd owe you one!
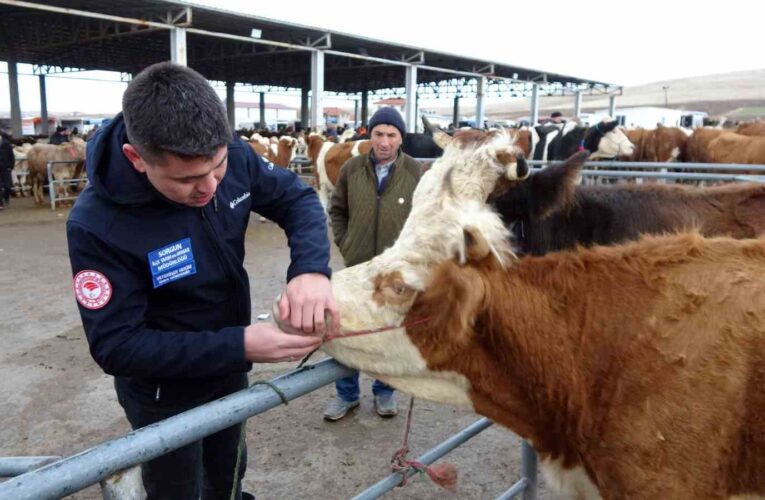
[67,114,330,382]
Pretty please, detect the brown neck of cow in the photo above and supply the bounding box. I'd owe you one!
[406,252,664,472]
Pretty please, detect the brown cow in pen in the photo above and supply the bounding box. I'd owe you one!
[707,132,765,166]
[26,138,87,205]
[736,120,765,137]
[307,124,765,498]
[685,128,725,163]
[622,127,688,162]
[306,134,371,209]
[405,230,765,498]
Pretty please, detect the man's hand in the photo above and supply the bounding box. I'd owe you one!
[278,273,340,334]
[244,323,322,363]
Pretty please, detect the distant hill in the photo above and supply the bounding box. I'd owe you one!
[431,69,765,121]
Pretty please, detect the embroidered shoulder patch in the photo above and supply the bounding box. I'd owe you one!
[73,270,113,310]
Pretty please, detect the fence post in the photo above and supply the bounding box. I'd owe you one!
[47,161,56,210]
[521,441,538,500]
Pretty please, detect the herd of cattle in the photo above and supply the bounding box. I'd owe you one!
[8,118,765,209]
[12,117,765,498]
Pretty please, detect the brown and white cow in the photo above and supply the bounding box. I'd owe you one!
[707,132,765,165]
[26,138,87,205]
[306,134,372,209]
[685,128,725,164]
[736,120,765,137]
[621,127,688,162]
[401,230,765,499]
[308,127,765,499]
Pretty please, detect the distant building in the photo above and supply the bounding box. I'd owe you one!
[235,102,297,130]
[592,106,708,129]
[373,98,406,115]
[322,106,354,127]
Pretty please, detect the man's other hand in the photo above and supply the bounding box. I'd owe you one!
[244,323,322,363]
[278,273,339,334]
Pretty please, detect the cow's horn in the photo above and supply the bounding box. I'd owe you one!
[422,116,452,149]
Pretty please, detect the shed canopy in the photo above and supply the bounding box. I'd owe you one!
[0,0,618,96]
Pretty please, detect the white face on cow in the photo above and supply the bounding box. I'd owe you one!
[592,121,635,159]
[317,128,523,405]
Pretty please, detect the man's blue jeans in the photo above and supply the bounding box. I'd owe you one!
[336,370,393,402]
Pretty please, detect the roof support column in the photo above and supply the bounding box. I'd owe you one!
[7,58,22,137]
[170,27,187,66]
[353,100,359,127]
[608,95,617,119]
[300,85,309,130]
[225,81,235,131]
[38,74,49,136]
[404,65,417,133]
[259,92,266,129]
[475,76,486,129]
[573,90,582,119]
[310,50,324,131]
[361,90,369,127]
[453,95,460,129]
[530,83,540,126]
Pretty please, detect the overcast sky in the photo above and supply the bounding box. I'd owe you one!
[1,0,762,114]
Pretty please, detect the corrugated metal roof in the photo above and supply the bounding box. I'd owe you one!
[0,0,616,94]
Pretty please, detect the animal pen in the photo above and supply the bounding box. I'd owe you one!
[3,160,765,499]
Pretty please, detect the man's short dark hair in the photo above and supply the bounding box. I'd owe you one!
[550,111,563,118]
[122,62,231,163]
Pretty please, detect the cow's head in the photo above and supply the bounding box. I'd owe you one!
[490,151,588,226]
[586,119,634,159]
[315,124,527,403]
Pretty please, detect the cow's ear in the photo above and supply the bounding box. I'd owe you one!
[528,151,587,218]
[495,149,529,180]
[602,121,618,132]
[462,226,492,262]
[410,260,486,359]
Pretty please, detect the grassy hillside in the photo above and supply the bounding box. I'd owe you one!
[430,69,765,121]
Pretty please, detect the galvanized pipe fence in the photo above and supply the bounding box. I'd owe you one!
[0,358,535,499]
[9,156,763,499]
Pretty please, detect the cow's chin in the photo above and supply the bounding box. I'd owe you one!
[320,328,474,407]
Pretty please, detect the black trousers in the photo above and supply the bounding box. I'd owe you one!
[115,373,249,500]
[0,167,11,203]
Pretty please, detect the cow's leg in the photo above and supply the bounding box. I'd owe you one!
[33,176,43,205]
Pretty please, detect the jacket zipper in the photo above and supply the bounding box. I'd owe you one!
[200,205,241,321]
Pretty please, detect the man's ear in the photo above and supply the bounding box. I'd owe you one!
[122,144,146,173]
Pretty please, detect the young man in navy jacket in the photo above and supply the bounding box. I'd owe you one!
[67,62,337,499]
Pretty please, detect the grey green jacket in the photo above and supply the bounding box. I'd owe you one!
[329,150,421,267]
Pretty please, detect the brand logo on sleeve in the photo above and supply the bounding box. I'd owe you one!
[74,270,113,309]
[147,238,197,288]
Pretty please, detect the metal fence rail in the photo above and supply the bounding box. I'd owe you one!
[528,159,765,172]
[0,457,60,478]
[353,418,494,499]
[0,359,354,500]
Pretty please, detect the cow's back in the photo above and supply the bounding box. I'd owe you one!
[708,132,765,165]
[510,183,765,255]
[686,128,724,163]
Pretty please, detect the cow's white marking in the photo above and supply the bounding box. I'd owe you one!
[541,457,602,500]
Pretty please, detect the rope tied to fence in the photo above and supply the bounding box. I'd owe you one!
[389,396,458,491]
